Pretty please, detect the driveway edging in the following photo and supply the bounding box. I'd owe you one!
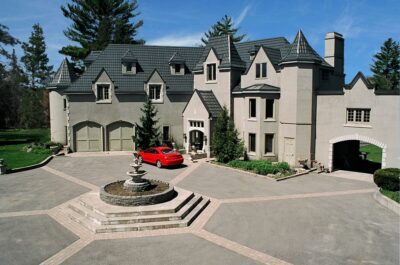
[373,190,400,215]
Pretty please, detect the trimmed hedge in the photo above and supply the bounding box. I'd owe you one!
[373,168,400,191]
[227,160,290,175]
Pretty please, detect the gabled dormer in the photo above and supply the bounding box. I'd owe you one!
[144,69,166,104]
[169,52,185,75]
[121,49,137,75]
[92,68,114,103]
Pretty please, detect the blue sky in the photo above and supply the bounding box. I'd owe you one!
[1,0,399,82]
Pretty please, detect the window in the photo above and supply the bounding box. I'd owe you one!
[256,63,267,78]
[265,99,274,119]
[346,109,371,123]
[149,84,162,102]
[206,63,216,81]
[63,98,67,110]
[163,126,170,141]
[249,98,256,118]
[190,121,204,127]
[96,84,110,101]
[126,63,133,72]
[174,64,181,73]
[249,133,256,153]
[264,134,274,154]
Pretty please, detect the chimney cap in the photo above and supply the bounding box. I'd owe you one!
[326,32,343,39]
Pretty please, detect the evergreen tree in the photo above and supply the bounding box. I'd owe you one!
[212,106,244,163]
[370,38,400,90]
[61,0,144,61]
[20,24,53,128]
[0,24,19,61]
[133,98,160,149]
[21,23,53,89]
[201,15,246,45]
[18,89,46,128]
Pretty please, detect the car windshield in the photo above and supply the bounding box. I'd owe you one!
[161,148,174,154]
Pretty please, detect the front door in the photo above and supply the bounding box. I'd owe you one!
[284,137,295,166]
[189,130,204,151]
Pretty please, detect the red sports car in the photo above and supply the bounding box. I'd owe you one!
[138,147,184,168]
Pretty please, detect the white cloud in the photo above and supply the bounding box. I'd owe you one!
[147,32,203,46]
[333,7,363,39]
[234,5,251,27]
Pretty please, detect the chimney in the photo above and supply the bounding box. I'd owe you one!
[324,32,344,75]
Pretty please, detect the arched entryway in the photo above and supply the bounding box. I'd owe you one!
[329,134,386,173]
[189,130,204,151]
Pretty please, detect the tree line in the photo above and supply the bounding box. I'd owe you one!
[1,0,399,130]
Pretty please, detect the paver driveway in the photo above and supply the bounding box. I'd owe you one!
[0,154,398,265]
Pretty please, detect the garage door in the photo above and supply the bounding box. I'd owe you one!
[108,122,134,151]
[75,122,102,152]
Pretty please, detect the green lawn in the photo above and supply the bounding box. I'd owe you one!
[360,144,382,163]
[381,189,400,203]
[0,129,52,170]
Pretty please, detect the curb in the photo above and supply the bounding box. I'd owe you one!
[6,155,55,174]
[275,168,317,181]
[373,190,400,215]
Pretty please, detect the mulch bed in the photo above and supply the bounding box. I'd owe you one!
[105,180,169,197]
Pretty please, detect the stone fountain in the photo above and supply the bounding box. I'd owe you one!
[100,151,176,206]
[123,153,150,192]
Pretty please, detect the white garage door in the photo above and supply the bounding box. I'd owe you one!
[75,122,102,152]
[108,122,134,151]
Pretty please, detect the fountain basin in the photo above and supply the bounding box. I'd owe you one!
[100,179,177,206]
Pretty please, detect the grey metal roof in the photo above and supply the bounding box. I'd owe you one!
[47,58,78,89]
[169,52,186,64]
[65,44,203,94]
[194,35,246,72]
[121,49,137,62]
[83,51,102,64]
[235,37,290,71]
[196,90,223,118]
[280,30,331,67]
[232,83,280,94]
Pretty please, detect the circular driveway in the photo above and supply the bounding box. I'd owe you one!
[0,154,398,265]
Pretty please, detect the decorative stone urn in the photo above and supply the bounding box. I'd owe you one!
[123,152,150,192]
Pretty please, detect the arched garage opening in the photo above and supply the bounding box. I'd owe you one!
[73,121,103,152]
[329,134,386,173]
[106,121,134,151]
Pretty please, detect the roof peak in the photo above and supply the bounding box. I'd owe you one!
[280,30,323,64]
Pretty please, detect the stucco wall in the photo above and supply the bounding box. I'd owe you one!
[241,48,280,88]
[182,92,210,155]
[49,90,67,144]
[233,94,280,160]
[316,77,400,169]
[193,49,232,111]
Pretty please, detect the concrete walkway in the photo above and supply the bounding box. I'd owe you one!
[0,155,398,265]
[328,170,374,183]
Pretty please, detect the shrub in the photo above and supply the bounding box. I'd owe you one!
[373,168,400,191]
[227,160,290,175]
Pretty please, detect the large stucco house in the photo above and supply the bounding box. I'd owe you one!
[47,30,400,171]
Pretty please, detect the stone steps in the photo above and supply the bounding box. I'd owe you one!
[68,194,203,225]
[62,191,209,233]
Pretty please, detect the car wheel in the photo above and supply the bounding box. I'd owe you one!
[138,156,143,163]
[156,160,162,168]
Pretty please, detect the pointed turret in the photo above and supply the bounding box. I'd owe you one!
[280,30,323,64]
[47,58,77,89]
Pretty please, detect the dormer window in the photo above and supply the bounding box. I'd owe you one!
[96,84,111,102]
[148,84,163,103]
[206,63,216,81]
[122,62,136,75]
[256,63,267,79]
[175,64,181,73]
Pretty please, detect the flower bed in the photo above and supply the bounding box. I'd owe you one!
[226,159,293,177]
